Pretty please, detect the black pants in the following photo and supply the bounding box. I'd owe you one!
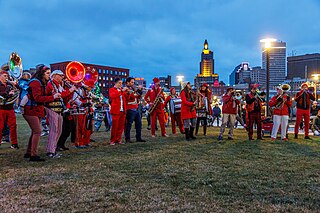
[196,116,208,135]
[57,115,76,148]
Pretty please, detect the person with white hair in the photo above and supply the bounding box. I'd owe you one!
[45,70,76,158]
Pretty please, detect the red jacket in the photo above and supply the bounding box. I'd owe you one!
[24,79,55,117]
[294,90,315,110]
[109,87,128,115]
[269,94,292,116]
[144,86,165,111]
[180,90,197,119]
[46,80,72,99]
[222,93,239,114]
[125,86,142,110]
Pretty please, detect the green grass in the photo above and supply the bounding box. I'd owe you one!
[0,115,319,212]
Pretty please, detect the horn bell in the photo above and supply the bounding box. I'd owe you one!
[65,61,86,83]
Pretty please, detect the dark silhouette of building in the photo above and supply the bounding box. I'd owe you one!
[50,61,129,97]
[287,53,320,80]
[229,62,251,86]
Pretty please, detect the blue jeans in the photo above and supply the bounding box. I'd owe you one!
[125,109,142,140]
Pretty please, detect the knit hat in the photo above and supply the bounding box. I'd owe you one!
[202,83,209,87]
[0,70,9,75]
[251,84,259,89]
[301,83,308,88]
[153,77,160,84]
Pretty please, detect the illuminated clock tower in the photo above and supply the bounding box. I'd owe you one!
[195,40,219,90]
[200,39,214,76]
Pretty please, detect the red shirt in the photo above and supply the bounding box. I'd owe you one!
[222,93,239,114]
[269,94,292,115]
[125,86,142,110]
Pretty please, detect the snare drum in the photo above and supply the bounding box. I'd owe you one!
[169,98,182,114]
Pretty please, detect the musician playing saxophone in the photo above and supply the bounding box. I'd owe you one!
[180,82,197,141]
[294,83,315,139]
[245,84,264,140]
[0,69,19,149]
[164,87,184,135]
[144,77,168,138]
[269,87,292,141]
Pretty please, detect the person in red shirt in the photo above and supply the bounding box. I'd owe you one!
[45,70,76,157]
[124,77,146,143]
[164,87,184,134]
[218,87,240,140]
[23,65,61,161]
[269,87,292,141]
[144,78,168,138]
[109,78,129,145]
[294,83,315,139]
[0,70,19,149]
[180,82,197,141]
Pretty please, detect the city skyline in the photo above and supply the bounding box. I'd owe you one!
[1,0,319,85]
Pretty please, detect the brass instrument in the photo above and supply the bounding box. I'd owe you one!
[275,84,291,108]
[148,88,164,114]
[254,89,265,103]
[0,52,22,105]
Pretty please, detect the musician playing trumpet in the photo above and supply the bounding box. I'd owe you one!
[144,78,168,138]
[245,84,264,140]
[294,83,315,139]
[269,86,292,141]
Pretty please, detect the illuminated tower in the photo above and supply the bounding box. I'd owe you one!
[200,39,214,76]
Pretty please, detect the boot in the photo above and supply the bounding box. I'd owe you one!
[203,125,207,136]
[185,128,190,141]
[189,127,197,140]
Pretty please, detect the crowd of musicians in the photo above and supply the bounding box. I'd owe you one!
[0,63,318,162]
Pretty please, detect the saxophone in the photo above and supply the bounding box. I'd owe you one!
[148,88,164,114]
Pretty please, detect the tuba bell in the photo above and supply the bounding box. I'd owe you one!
[65,61,86,83]
[281,84,291,92]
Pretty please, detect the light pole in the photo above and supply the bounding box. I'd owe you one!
[311,74,320,100]
[260,38,276,117]
[176,75,184,90]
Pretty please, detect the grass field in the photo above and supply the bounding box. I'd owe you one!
[0,114,319,212]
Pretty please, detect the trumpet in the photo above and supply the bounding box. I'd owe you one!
[254,90,265,102]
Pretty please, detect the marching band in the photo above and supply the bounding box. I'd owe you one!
[0,52,319,162]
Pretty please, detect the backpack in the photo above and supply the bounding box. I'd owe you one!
[20,78,44,107]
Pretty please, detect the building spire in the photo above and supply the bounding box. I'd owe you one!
[204,39,208,50]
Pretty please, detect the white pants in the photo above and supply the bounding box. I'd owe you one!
[271,115,289,139]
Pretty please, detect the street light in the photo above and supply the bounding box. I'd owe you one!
[176,75,184,90]
[260,38,276,117]
[311,74,320,100]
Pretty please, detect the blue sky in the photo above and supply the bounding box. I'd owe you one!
[1,0,319,85]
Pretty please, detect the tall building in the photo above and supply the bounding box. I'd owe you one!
[251,66,266,88]
[229,62,251,86]
[134,77,147,88]
[194,39,219,88]
[50,61,129,97]
[159,75,171,89]
[262,41,286,89]
[287,53,320,80]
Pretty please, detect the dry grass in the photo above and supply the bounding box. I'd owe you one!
[0,114,319,212]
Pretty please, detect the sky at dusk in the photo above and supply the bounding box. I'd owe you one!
[1,0,319,85]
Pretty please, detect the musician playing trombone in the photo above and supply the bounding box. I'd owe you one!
[269,86,292,141]
[294,83,315,139]
[144,78,168,138]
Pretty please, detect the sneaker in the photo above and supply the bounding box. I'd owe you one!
[271,137,276,141]
[217,136,223,141]
[10,144,19,149]
[110,142,115,146]
[30,156,45,162]
[162,134,169,137]
[305,136,312,140]
[118,141,125,145]
[151,135,156,138]
[282,138,288,141]
[46,153,61,158]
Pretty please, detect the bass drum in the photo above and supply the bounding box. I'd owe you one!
[169,98,181,114]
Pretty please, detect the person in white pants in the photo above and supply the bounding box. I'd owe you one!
[269,87,292,141]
